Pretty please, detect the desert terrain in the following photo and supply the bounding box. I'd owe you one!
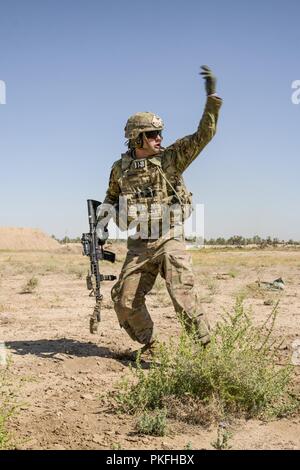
[0,229,299,450]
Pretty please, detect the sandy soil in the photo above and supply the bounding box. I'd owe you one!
[0,227,60,251]
[0,245,299,450]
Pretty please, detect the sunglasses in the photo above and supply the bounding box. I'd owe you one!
[144,130,162,139]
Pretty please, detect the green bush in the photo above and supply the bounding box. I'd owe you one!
[136,409,167,436]
[117,298,296,422]
[211,423,233,450]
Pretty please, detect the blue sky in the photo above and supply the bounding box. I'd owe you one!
[0,0,299,240]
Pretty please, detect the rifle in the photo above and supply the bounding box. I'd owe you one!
[81,199,117,334]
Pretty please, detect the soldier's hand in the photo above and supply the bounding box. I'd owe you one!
[200,65,216,96]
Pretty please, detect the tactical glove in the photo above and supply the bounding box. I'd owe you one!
[200,65,217,96]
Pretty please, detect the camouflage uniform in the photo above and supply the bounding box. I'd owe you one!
[102,95,222,346]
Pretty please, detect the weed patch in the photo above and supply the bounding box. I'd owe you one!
[211,422,233,450]
[20,276,39,294]
[136,409,167,436]
[116,299,297,425]
[0,365,16,449]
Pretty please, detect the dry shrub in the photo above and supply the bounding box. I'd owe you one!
[163,395,220,427]
[116,298,297,423]
[20,276,39,294]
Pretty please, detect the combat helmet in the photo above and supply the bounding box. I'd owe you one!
[124,112,164,140]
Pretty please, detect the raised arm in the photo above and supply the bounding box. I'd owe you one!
[163,66,222,176]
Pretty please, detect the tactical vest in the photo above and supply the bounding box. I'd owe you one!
[114,152,192,232]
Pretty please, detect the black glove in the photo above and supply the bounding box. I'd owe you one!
[200,65,217,96]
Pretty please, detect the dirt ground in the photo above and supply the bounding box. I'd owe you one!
[0,244,300,450]
[0,227,60,251]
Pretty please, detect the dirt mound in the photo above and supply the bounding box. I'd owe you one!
[0,227,60,251]
[58,243,83,254]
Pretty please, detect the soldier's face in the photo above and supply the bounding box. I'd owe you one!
[142,130,163,155]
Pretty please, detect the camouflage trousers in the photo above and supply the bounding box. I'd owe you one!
[111,236,210,346]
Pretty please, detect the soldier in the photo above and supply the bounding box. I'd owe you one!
[97,66,222,353]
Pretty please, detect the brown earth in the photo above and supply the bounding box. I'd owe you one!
[0,243,300,450]
[0,227,60,251]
